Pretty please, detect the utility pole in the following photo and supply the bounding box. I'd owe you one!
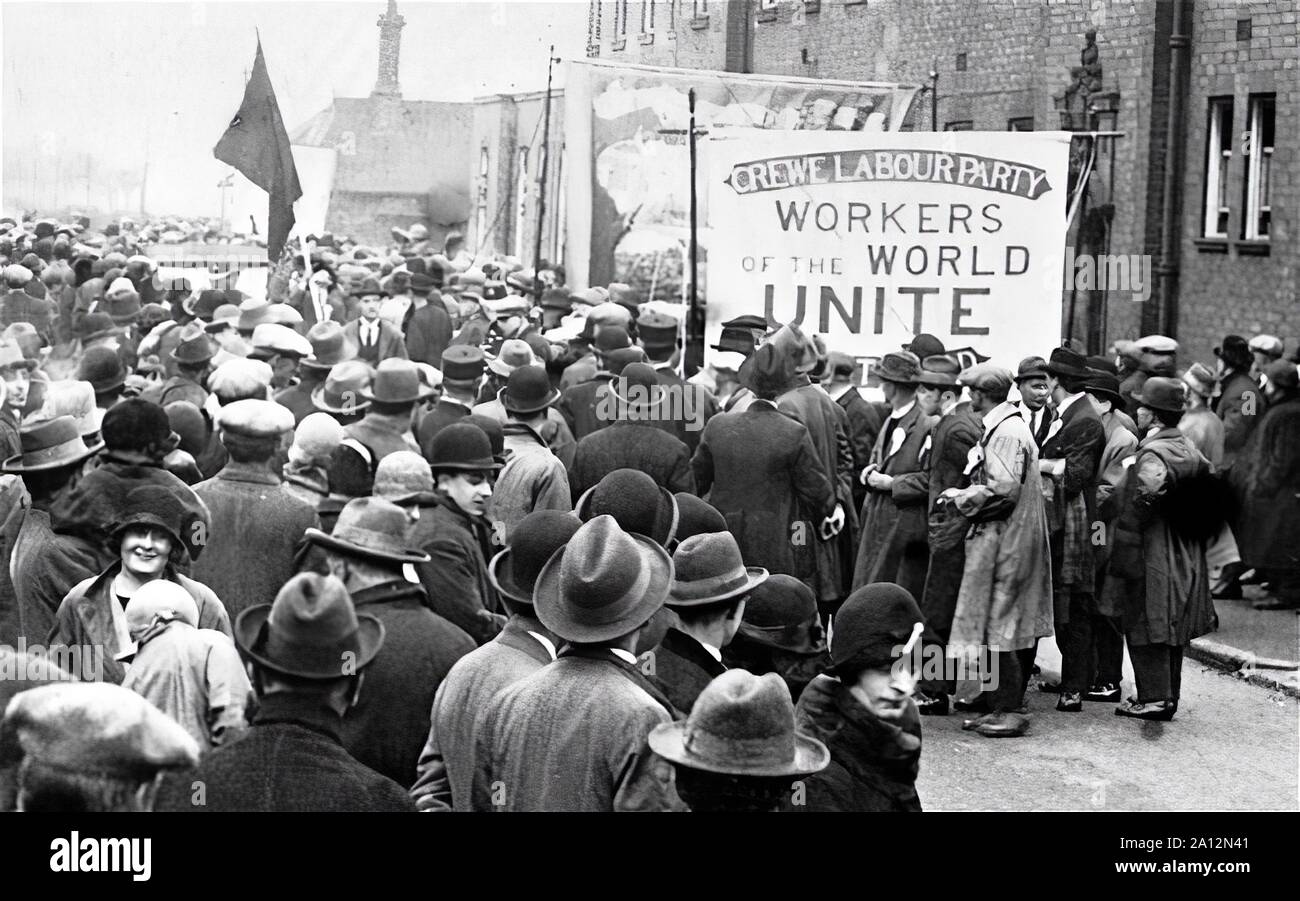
[687,88,700,376]
[532,45,561,298]
[929,62,938,131]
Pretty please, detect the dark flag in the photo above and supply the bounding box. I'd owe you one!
[214,38,302,262]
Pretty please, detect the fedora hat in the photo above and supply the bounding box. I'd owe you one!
[78,311,125,344]
[1181,362,1217,399]
[1214,335,1253,371]
[914,354,962,387]
[668,532,768,608]
[1082,371,1126,410]
[1,416,103,473]
[769,323,819,373]
[304,497,431,565]
[673,492,728,546]
[1046,346,1092,379]
[235,573,385,680]
[350,275,383,298]
[1014,355,1050,382]
[533,515,673,644]
[301,320,358,371]
[499,364,560,415]
[489,510,584,605]
[744,342,795,400]
[362,358,435,404]
[647,670,830,778]
[575,468,679,548]
[77,345,128,394]
[870,351,921,384]
[0,340,35,372]
[736,574,827,655]
[169,323,218,366]
[1131,376,1186,414]
[311,360,373,415]
[712,325,760,357]
[427,421,503,473]
[486,338,537,377]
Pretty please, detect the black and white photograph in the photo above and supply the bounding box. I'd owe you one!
[0,0,1295,877]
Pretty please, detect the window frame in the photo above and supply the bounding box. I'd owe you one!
[1202,96,1233,240]
[1242,93,1274,241]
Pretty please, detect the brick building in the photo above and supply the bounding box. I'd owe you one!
[586,0,1298,365]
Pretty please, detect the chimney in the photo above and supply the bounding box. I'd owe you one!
[373,0,405,97]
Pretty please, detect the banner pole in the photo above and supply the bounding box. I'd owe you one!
[686,87,699,379]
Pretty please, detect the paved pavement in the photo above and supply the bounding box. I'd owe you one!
[915,637,1299,812]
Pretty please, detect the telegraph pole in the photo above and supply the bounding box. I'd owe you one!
[533,45,561,298]
[687,88,700,376]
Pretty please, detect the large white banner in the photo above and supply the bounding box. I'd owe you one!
[705,131,1073,371]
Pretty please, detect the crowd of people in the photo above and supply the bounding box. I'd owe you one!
[0,211,1296,813]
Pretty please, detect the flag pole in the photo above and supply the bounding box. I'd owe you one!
[532,46,559,298]
[686,87,699,379]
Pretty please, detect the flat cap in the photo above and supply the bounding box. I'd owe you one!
[250,323,312,358]
[207,357,273,401]
[219,398,295,438]
[958,362,1014,395]
[1248,334,1284,358]
[1136,334,1178,354]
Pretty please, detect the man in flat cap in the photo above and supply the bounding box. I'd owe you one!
[155,574,416,811]
[248,323,313,392]
[2,682,199,812]
[191,400,320,623]
[638,311,720,455]
[416,345,484,452]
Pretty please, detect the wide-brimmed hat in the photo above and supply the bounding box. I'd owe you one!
[736,574,827,655]
[914,354,962,387]
[77,345,128,394]
[304,497,430,565]
[647,670,830,778]
[486,338,537,377]
[1046,346,1092,379]
[489,510,584,605]
[301,321,358,372]
[1131,376,1186,414]
[235,573,385,680]
[1180,362,1216,399]
[745,343,795,399]
[169,323,218,365]
[1,416,103,473]
[828,582,924,676]
[499,364,560,415]
[1214,335,1253,371]
[361,358,435,404]
[712,325,761,357]
[1081,371,1126,410]
[668,532,768,608]
[533,515,672,644]
[769,323,819,373]
[427,421,503,473]
[870,351,921,385]
[1014,355,1050,382]
[575,468,679,547]
[311,360,373,415]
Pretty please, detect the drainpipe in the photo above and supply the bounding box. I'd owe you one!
[1154,0,1190,337]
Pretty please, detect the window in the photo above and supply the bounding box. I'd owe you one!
[944,120,973,131]
[760,0,778,8]
[619,0,628,34]
[476,147,490,240]
[693,0,707,17]
[1008,117,1034,131]
[1236,18,1252,41]
[641,0,648,32]
[1242,94,1274,240]
[955,53,967,72]
[1202,97,1233,239]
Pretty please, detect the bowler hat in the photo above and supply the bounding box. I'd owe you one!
[736,574,827,655]
[427,421,503,473]
[312,360,373,415]
[464,414,506,463]
[712,326,760,357]
[78,345,128,394]
[235,573,385,680]
[673,492,728,545]
[362,358,435,404]
[745,343,795,400]
[610,362,665,411]
[1132,376,1186,414]
[533,515,672,644]
[350,276,383,298]
[441,345,486,382]
[1263,359,1299,392]
[304,497,430,565]
[1214,335,1253,371]
[914,354,962,387]
[1014,355,1050,382]
[769,323,819,373]
[668,532,768,608]
[575,468,679,548]
[489,510,584,605]
[500,365,560,415]
[165,402,208,456]
[903,333,946,359]
[603,346,648,376]
[828,582,924,676]
[1046,346,1092,379]
[594,325,632,354]
[1,416,103,473]
[647,670,830,778]
[301,320,358,371]
[870,351,921,385]
[1082,371,1126,410]
[169,323,218,365]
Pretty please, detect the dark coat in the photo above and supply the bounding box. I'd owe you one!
[154,693,416,812]
[836,386,883,515]
[647,627,725,716]
[652,363,720,455]
[404,301,453,368]
[410,497,503,645]
[1214,369,1266,472]
[274,369,327,425]
[410,615,553,811]
[0,289,56,342]
[472,647,683,811]
[557,373,616,441]
[48,563,231,684]
[1040,395,1105,622]
[852,402,937,596]
[415,398,473,456]
[692,402,835,579]
[569,420,695,502]
[897,403,983,642]
[1230,395,1300,576]
[0,476,27,646]
[10,508,103,645]
[788,675,922,813]
[156,374,208,409]
[191,462,319,623]
[340,580,475,789]
[343,410,421,462]
[287,285,348,334]
[344,318,409,366]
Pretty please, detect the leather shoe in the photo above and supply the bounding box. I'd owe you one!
[975,711,1030,737]
[1085,683,1121,703]
[961,711,995,731]
[1114,699,1175,721]
[915,692,949,716]
[1038,680,1062,694]
[1056,691,1083,712]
